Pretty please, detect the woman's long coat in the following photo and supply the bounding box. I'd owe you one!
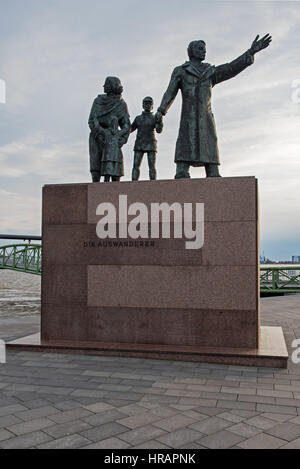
[158,50,254,167]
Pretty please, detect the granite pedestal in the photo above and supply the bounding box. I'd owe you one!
[8,177,288,368]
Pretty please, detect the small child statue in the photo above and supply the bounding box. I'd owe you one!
[131,97,163,181]
[94,115,125,182]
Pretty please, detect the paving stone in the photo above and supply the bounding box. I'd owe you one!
[227,422,263,438]
[153,382,187,390]
[131,440,171,449]
[122,379,156,387]
[44,419,92,438]
[7,417,54,436]
[83,437,131,449]
[102,391,144,402]
[237,433,287,449]
[262,413,294,423]
[37,434,90,449]
[193,407,225,417]
[48,408,93,424]
[118,412,161,429]
[229,410,260,418]
[257,389,294,398]
[82,370,112,378]
[0,404,28,417]
[23,399,53,409]
[256,404,298,415]
[186,385,221,393]
[0,397,20,407]
[178,398,217,408]
[4,383,40,393]
[15,405,60,421]
[141,394,179,404]
[276,397,300,407]
[83,402,114,414]
[0,414,22,428]
[0,431,53,449]
[174,378,207,385]
[98,384,133,392]
[116,404,146,416]
[83,409,128,427]
[181,410,208,420]
[53,400,84,411]
[0,429,14,442]
[201,392,239,401]
[157,427,204,448]
[280,437,300,449]
[266,422,300,441]
[153,414,197,432]
[119,425,167,446]
[221,386,257,396]
[70,389,107,399]
[179,442,207,449]
[149,407,179,419]
[189,416,232,435]
[80,422,128,442]
[216,400,256,411]
[239,382,274,390]
[289,415,300,425]
[106,399,137,408]
[238,394,276,405]
[198,430,245,449]
[217,412,245,423]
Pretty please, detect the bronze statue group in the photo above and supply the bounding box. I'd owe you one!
[89,35,272,182]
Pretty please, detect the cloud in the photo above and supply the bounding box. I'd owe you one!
[0,189,41,234]
[0,133,87,182]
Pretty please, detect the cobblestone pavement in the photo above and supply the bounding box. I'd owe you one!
[0,295,300,449]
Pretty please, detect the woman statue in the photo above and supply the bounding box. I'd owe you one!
[88,76,130,183]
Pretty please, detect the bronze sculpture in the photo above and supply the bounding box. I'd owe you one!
[156,34,272,179]
[131,97,163,181]
[94,115,125,182]
[88,77,130,183]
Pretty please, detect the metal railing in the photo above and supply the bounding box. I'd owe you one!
[260,266,300,294]
[0,234,42,242]
[0,244,42,276]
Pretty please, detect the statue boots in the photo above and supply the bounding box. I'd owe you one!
[91,171,101,183]
[175,163,191,179]
[205,164,221,178]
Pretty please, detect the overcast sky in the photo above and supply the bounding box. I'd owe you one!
[0,0,299,260]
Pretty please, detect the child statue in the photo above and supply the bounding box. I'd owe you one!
[131,97,163,181]
[94,115,125,182]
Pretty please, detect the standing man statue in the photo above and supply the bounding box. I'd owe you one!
[131,97,163,181]
[156,34,272,179]
[88,76,130,183]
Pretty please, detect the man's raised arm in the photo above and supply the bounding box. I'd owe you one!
[212,33,272,86]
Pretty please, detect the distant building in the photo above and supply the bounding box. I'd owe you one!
[292,256,300,263]
[260,255,266,264]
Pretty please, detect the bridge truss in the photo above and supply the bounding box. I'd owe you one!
[0,244,42,276]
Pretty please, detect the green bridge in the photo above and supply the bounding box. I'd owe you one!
[0,244,42,276]
[1,243,300,294]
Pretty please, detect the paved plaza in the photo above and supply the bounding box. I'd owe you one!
[0,295,300,449]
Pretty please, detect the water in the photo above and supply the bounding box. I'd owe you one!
[0,270,41,318]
